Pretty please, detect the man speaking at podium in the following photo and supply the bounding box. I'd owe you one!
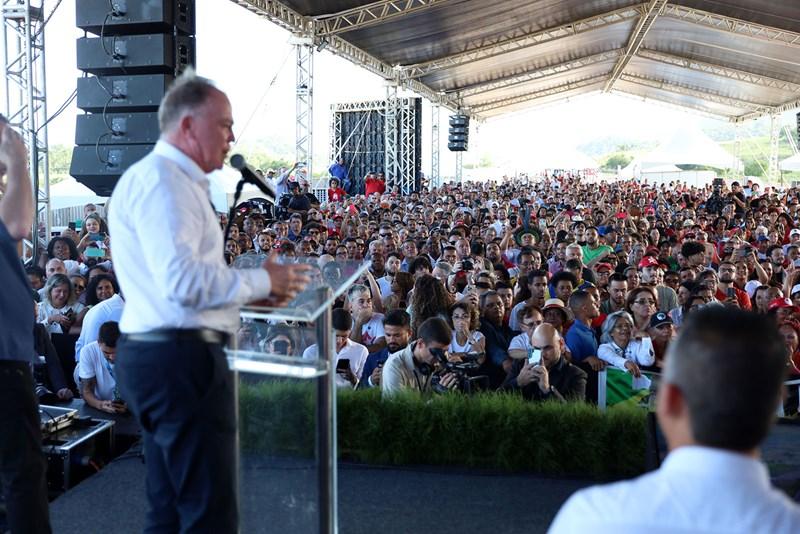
[109,70,311,533]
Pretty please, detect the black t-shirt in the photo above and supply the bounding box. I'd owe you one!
[0,220,34,363]
[287,193,311,212]
[734,191,746,214]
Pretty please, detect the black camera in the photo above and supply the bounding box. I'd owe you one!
[461,259,474,272]
[428,349,487,394]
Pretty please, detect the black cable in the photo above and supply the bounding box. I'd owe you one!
[38,88,76,131]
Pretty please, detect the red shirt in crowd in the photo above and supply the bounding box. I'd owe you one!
[365,177,385,196]
[328,187,346,202]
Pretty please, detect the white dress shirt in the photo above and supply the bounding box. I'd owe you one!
[302,339,368,388]
[549,446,800,534]
[76,341,117,401]
[74,293,125,358]
[108,141,271,334]
[597,338,655,370]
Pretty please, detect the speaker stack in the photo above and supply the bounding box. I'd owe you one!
[448,114,469,152]
[70,0,195,196]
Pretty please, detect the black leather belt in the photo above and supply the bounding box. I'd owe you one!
[121,328,229,345]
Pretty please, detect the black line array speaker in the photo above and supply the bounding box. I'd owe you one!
[70,0,195,195]
[448,114,469,151]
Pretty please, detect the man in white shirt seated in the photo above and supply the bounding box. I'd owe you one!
[76,321,127,414]
[348,283,386,353]
[73,292,124,385]
[550,307,800,533]
[303,308,368,389]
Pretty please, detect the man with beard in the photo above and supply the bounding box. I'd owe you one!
[716,261,751,309]
[767,245,787,287]
[582,226,614,266]
[509,269,548,331]
[639,256,678,313]
[369,250,386,279]
[378,252,401,298]
[358,310,412,388]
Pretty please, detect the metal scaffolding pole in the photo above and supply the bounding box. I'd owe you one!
[455,151,463,183]
[431,104,440,187]
[294,36,314,185]
[398,98,415,194]
[2,0,49,264]
[733,122,742,177]
[384,83,398,189]
[768,114,780,184]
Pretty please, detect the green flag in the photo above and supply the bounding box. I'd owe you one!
[605,367,657,410]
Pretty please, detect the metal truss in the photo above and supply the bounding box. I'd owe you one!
[734,97,800,123]
[661,4,800,48]
[470,74,608,114]
[431,104,440,186]
[604,0,667,92]
[398,97,416,194]
[611,89,732,121]
[232,0,461,112]
[768,114,780,182]
[454,151,463,183]
[384,85,399,189]
[458,49,623,99]
[2,0,49,263]
[315,0,450,37]
[637,48,800,93]
[295,40,314,183]
[401,5,642,79]
[619,73,773,113]
[329,103,342,164]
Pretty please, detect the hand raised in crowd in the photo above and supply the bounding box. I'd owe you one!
[370,363,383,386]
[261,252,313,306]
[516,362,537,387]
[0,121,27,176]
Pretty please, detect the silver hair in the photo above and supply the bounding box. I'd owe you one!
[43,273,75,307]
[599,310,635,344]
[157,67,219,133]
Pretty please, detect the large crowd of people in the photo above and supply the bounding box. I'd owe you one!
[28,171,800,415]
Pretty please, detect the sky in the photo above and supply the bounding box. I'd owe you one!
[2,0,787,179]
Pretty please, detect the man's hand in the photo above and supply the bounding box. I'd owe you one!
[516,362,536,387]
[57,388,74,401]
[370,364,383,386]
[262,252,313,305]
[436,372,459,391]
[0,122,27,176]
[584,355,607,372]
[531,364,550,393]
[337,366,357,386]
[624,360,642,378]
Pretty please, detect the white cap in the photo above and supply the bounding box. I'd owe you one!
[792,284,800,297]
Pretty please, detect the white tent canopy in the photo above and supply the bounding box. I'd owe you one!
[780,153,800,172]
[503,145,599,173]
[49,179,108,210]
[637,127,742,171]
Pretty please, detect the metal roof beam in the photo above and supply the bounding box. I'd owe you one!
[661,4,800,47]
[734,97,800,123]
[619,73,774,113]
[604,0,667,92]
[457,49,623,99]
[315,0,451,37]
[401,5,643,79]
[231,0,463,113]
[470,75,608,114]
[636,48,800,93]
[611,89,733,120]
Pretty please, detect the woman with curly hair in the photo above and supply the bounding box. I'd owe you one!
[447,300,485,360]
[382,271,414,311]
[410,274,453,335]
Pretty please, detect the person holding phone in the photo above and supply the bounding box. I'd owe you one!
[500,323,586,402]
[302,309,368,388]
[77,321,127,414]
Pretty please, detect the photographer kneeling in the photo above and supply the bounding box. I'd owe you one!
[500,323,586,402]
[382,317,459,397]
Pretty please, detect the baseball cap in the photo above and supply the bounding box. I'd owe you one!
[756,235,769,242]
[638,256,659,269]
[790,229,800,237]
[595,263,613,273]
[768,297,799,313]
[649,311,673,329]
[542,298,569,321]
[791,284,800,297]
[682,219,695,228]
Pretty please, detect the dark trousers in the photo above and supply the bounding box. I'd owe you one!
[0,361,51,534]
[116,338,238,534]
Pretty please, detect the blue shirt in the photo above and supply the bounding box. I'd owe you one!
[359,347,391,388]
[0,220,34,362]
[565,321,597,364]
[329,163,348,181]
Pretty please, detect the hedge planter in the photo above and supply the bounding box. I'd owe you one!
[238,381,647,479]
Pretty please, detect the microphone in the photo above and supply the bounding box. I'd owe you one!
[229,154,276,202]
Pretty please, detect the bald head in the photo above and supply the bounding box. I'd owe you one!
[531,323,564,368]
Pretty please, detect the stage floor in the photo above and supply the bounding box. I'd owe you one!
[49,449,591,533]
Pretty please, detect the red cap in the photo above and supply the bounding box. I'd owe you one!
[638,256,659,269]
[595,262,613,272]
[768,297,799,313]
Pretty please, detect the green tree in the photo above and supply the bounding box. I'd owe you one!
[602,152,633,171]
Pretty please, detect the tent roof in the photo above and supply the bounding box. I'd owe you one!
[637,127,742,169]
[780,153,800,172]
[233,0,800,122]
[49,179,108,210]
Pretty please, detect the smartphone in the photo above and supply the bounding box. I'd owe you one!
[88,232,104,241]
[726,287,735,299]
[528,348,542,366]
[68,222,76,231]
[336,358,350,373]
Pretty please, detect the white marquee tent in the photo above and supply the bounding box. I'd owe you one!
[780,153,800,172]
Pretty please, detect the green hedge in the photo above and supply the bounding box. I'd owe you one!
[238,381,647,479]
